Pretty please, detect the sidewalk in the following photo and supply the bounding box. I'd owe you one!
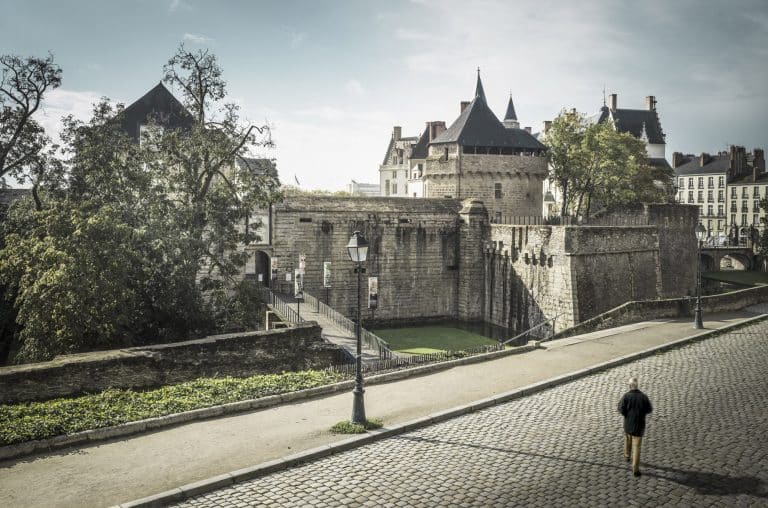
[0,310,763,508]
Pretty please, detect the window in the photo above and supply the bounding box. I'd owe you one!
[385,180,390,196]
[699,206,704,216]
[707,190,713,201]
[688,178,694,189]
[688,191,694,202]
[697,191,704,202]
[755,186,761,198]
[719,176,724,187]
[707,220,712,231]
[392,183,398,194]
[742,200,748,211]
[742,187,749,198]
[708,177,714,188]
[678,192,684,202]
[731,214,736,225]
[754,215,760,225]
[718,205,724,216]
[443,147,449,160]
[718,190,724,202]
[742,214,748,225]
[754,200,761,212]
[494,183,502,199]
[731,187,737,198]
[392,171,397,179]
[731,202,737,212]
[718,220,723,231]
[678,177,684,188]
[707,205,713,216]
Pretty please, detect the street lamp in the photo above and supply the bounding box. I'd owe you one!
[694,223,707,329]
[346,230,369,424]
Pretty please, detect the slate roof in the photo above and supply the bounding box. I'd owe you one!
[649,158,672,170]
[598,105,666,145]
[236,157,278,178]
[504,95,517,121]
[380,135,418,166]
[673,155,729,176]
[120,82,194,142]
[409,127,430,159]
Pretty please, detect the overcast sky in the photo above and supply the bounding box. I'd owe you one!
[2,0,767,190]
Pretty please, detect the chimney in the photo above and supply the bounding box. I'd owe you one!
[460,101,470,114]
[672,152,684,168]
[393,126,402,141]
[543,120,552,133]
[427,121,446,142]
[700,152,710,167]
[645,95,656,111]
[524,126,532,133]
[608,93,617,111]
[754,148,765,182]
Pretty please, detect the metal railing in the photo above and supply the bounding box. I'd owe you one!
[326,343,507,376]
[257,286,305,325]
[490,215,651,226]
[302,291,393,359]
[503,314,562,345]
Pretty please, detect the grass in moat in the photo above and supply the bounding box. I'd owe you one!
[372,326,499,354]
[703,270,768,287]
[0,370,344,446]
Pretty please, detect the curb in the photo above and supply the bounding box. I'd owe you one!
[0,343,538,462]
[115,313,767,507]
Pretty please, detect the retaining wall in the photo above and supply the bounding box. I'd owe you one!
[0,323,343,404]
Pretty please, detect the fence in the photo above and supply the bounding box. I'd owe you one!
[490,215,651,226]
[257,286,305,325]
[302,291,393,360]
[326,343,507,377]
[502,314,561,345]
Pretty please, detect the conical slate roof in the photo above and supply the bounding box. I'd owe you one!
[432,73,545,150]
[504,94,517,121]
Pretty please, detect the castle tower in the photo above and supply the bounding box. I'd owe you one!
[503,93,520,129]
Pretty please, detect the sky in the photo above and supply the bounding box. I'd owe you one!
[2,0,768,191]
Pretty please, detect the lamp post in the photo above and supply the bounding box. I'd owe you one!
[346,231,369,424]
[694,223,707,329]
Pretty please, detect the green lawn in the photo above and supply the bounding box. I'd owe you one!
[372,326,499,354]
[703,271,768,287]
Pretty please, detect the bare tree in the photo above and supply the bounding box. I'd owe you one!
[0,53,62,183]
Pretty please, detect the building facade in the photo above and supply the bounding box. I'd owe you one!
[379,126,417,197]
[673,146,766,241]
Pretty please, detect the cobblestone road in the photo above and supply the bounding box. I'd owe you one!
[176,320,768,507]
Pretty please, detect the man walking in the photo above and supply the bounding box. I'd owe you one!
[618,377,653,477]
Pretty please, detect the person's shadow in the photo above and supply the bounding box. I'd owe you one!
[644,463,767,498]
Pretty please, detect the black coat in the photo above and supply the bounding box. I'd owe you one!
[618,389,653,437]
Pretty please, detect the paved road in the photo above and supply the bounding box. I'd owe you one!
[176,319,768,507]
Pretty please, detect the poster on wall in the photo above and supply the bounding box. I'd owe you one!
[294,269,304,299]
[299,254,306,275]
[368,276,378,310]
[257,274,263,282]
[323,262,332,288]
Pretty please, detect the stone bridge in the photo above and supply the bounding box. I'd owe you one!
[700,246,756,271]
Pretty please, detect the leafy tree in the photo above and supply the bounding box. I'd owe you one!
[0,53,62,185]
[281,185,352,197]
[155,44,281,288]
[543,110,588,217]
[544,109,672,217]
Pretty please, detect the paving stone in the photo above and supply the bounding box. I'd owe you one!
[174,321,768,507]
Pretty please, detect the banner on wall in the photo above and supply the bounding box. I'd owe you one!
[368,276,378,310]
[323,262,332,288]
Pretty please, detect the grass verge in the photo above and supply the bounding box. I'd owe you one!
[0,370,344,446]
[330,418,383,434]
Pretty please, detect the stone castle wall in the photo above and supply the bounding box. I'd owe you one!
[271,197,464,323]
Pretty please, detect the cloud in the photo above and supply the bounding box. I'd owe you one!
[344,79,366,97]
[35,88,103,143]
[290,31,306,48]
[168,0,191,13]
[183,33,213,44]
[291,106,386,123]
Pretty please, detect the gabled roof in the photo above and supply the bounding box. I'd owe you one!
[380,134,418,165]
[431,93,512,147]
[598,106,665,145]
[120,82,194,142]
[504,95,517,121]
[673,155,729,176]
[236,157,278,178]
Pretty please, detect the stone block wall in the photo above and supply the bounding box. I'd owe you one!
[0,323,342,404]
[271,197,464,323]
